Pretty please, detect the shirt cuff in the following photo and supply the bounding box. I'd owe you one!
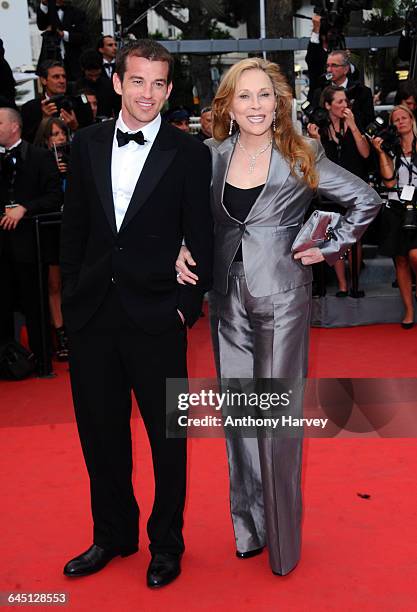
[40,3,48,13]
[310,32,320,44]
[63,30,69,42]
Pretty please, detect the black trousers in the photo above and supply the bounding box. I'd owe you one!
[67,286,188,555]
[0,254,50,363]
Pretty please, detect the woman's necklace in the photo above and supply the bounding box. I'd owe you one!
[237,133,273,173]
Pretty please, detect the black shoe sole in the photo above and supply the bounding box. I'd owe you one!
[236,546,264,559]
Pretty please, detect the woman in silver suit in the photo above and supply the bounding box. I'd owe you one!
[177,58,381,575]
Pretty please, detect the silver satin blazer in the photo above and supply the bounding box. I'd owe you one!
[205,134,383,297]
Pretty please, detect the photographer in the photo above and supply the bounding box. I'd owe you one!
[305,14,329,101]
[70,49,119,119]
[21,60,93,143]
[36,0,87,81]
[372,105,417,329]
[0,107,62,372]
[33,117,69,360]
[310,49,374,130]
[308,85,370,296]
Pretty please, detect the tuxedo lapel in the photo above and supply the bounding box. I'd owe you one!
[88,119,117,235]
[119,122,177,233]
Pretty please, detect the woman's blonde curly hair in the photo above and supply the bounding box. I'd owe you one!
[212,57,319,189]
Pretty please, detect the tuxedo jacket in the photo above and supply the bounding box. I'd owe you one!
[0,141,62,263]
[36,5,87,80]
[206,135,382,297]
[60,119,213,334]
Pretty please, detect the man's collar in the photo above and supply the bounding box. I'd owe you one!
[335,77,349,89]
[7,138,22,151]
[115,111,161,143]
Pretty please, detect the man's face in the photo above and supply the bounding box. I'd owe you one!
[41,66,67,96]
[84,67,102,82]
[0,109,19,148]
[100,37,117,61]
[171,118,190,132]
[326,54,349,86]
[113,55,172,130]
[200,110,212,136]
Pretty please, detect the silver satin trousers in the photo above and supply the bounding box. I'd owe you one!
[209,262,311,575]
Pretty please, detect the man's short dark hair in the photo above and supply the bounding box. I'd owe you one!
[38,60,65,79]
[115,39,174,84]
[97,35,114,51]
[80,49,103,71]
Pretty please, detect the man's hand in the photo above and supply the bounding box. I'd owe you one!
[60,108,79,131]
[312,14,321,34]
[0,205,27,230]
[176,245,199,285]
[57,30,65,39]
[293,247,324,266]
[41,98,58,117]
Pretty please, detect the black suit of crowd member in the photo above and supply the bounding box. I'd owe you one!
[310,50,375,130]
[305,14,329,102]
[0,107,62,369]
[60,40,213,588]
[21,60,92,143]
[71,49,120,119]
[36,0,87,81]
[0,39,15,105]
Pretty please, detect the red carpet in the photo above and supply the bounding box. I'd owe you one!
[1,309,417,611]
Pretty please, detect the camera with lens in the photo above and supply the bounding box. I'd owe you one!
[311,0,373,50]
[365,115,400,157]
[48,94,75,115]
[301,100,331,130]
[399,186,417,230]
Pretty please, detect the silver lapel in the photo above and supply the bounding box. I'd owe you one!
[211,137,292,223]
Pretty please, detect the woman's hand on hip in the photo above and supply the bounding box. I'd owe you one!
[176,245,199,285]
[293,247,325,265]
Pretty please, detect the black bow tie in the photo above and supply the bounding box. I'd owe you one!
[116,128,146,147]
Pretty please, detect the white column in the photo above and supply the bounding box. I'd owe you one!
[101,0,115,36]
[260,0,266,60]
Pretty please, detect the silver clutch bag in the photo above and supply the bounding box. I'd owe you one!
[291,210,340,254]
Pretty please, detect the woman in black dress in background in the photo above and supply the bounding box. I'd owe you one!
[308,85,371,296]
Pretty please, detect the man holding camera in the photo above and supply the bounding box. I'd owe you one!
[310,49,374,130]
[0,106,62,371]
[36,0,87,81]
[21,60,92,143]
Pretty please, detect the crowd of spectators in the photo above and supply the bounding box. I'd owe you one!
[1,12,417,377]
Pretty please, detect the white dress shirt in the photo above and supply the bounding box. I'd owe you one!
[111,111,161,231]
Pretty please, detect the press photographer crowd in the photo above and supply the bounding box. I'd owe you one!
[1,0,417,379]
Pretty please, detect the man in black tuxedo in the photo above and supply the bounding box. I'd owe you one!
[60,40,213,588]
[21,60,92,143]
[97,35,117,81]
[0,107,62,370]
[37,0,87,81]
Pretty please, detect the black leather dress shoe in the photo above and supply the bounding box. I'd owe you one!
[146,553,181,588]
[63,544,138,577]
[236,546,265,559]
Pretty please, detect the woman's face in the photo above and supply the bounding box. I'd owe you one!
[48,123,67,147]
[391,109,414,136]
[325,91,348,119]
[229,68,276,138]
